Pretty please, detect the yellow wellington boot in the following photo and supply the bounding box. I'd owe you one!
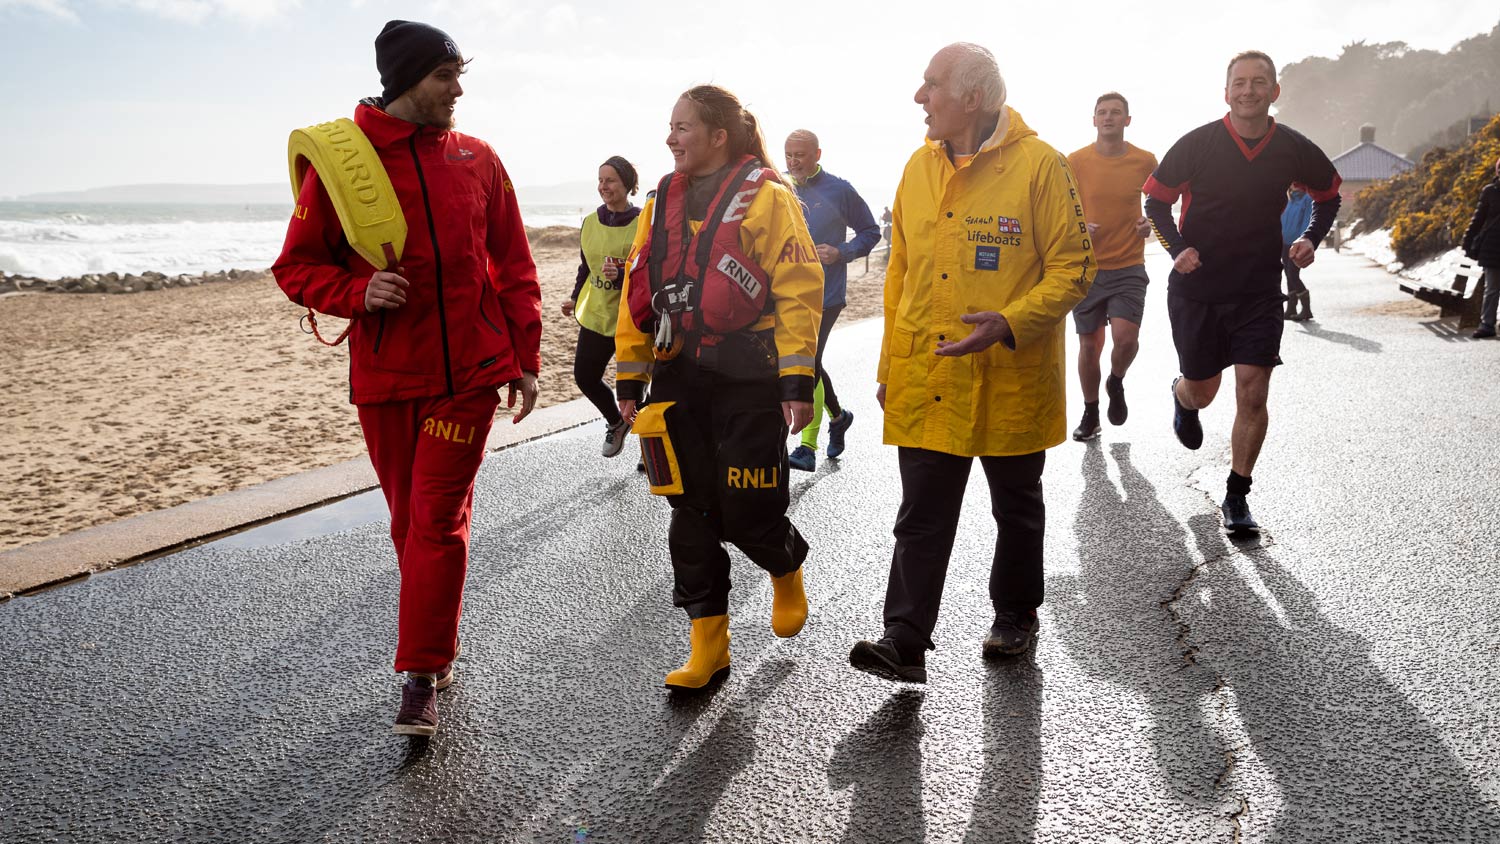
[770,568,808,638]
[664,615,731,691]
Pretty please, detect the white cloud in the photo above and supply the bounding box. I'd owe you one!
[0,0,80,21]
[104,0,301,24]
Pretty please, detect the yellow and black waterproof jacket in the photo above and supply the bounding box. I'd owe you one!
[882,107,1094,457]
[614,176,823,402]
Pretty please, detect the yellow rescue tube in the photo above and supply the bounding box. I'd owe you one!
[287,118,405,269]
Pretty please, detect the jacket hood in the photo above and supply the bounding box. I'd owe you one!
[924,106,1034,158]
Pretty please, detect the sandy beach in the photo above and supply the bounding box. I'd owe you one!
[0,231,887,552]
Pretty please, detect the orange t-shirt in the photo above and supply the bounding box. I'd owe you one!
[1067,143,1158,270]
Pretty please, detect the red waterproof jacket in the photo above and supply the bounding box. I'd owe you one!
[273,102,542,405]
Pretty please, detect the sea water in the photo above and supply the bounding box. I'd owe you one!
[0,202,593,280]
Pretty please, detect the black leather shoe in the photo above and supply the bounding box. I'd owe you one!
[983,610,1040,658]
[1072,405,1101,441]
[1222,494,1260,534]
[1171,377,1203,450]
[849,638,927,684]
[1106,374,1128,425]
[1474,325,1497,339]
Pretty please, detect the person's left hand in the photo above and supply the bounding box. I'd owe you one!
[934,311,1013,357]
[815,244,841,264]
[783,400,813,434]
[1289,237,1316,268]
[508,371,538,424]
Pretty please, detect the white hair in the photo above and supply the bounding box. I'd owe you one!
[946,42,1006,115]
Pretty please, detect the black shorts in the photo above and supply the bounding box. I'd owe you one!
[1167,292,1284,380]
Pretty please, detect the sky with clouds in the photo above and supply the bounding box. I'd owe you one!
[2,0,1496,206]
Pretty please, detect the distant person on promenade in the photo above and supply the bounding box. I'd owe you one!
[1280,185,1314,320]
[273,20,541,736]
[849,43,1093,684]
[881,205,894,246]
[1144,50,1341,534]
[783,129,880,471]
[1067,92,1158,441]
[615,85,822,692]
[1461,155,1500,339]
[563,156,641,455]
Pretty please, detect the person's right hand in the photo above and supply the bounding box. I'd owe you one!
[364,268,409,311]
[875,383,886,410]
[618,399,637,425]
[602,264,620,282]
[1174,248,1202,274]
[561,300,575,316]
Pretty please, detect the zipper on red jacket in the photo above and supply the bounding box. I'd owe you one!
[408,132,456,396]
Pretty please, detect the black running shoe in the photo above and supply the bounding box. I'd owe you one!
[982,610,1040,658]
[849,638,927,684]
[1106,374,1128,426]
[393,675,438,736]
[1072,405,1101,442]
[1221,494,1260,534]
[1171,377,1203,450]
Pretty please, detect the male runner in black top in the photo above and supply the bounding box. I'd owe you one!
[1143,50,1340,534]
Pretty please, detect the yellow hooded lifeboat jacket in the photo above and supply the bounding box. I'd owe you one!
[881,107,1095,457]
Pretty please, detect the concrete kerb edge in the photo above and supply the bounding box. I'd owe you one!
[0,396,604,601]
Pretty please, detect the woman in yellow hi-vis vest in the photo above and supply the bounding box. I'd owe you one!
[615,85,824,692]
[564,155,642,456]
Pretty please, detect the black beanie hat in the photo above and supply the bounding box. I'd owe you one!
[375,20,462,104]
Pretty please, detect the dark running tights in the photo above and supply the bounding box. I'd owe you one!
[574,325,622,425]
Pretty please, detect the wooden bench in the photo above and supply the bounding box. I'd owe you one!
[1399,261,1488,329]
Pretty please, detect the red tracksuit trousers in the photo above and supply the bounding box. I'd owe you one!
[357,387,501,674]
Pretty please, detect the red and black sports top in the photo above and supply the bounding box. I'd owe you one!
[1143,115,1341,303]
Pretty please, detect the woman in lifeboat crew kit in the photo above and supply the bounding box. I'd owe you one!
[614,84,825,692]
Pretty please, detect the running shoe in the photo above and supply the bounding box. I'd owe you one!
[1105,374,1128,425]
[849,638,927,684]
[1221,494,1260,534]
[601,418,631,458]
[1072,405,1101,442]
[826,410,855,459]
[1170,377,1203,450]
[982,609,1039,658]
[788,444,816,472]
[392,675,438,737]
[1474,325,1496,339]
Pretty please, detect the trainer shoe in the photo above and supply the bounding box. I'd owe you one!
[601,418,631,458]
[1221,494,1260,534]
[982,610,1040,659]
[1106,374,1128,426]
[826,410,855,459]
[849,637,927,684]
[789,444,816,472]
[1474,325,1497,339]
[1171,377,1203,450]
[392,674,438,737]
[1072,404,1101,442]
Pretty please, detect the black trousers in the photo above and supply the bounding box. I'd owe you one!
[813,304,844,417]
[653,361,807,618]
[883,447,1046,652]
[574,325,622,425]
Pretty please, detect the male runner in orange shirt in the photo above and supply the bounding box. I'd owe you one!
[1067,92,1157,440]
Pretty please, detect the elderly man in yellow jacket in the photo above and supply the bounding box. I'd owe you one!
[850,43,1094,684]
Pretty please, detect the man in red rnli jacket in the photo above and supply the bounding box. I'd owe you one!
[273,20,542,737]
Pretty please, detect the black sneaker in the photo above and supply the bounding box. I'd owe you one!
[1105,374,1128,425]
[826,410,854,459]
[393,675,438,736]
[1222,494,1260,534]
[1474,325,1497,339]
[982,610,1039,658]
[1171,377,1203,450]
[849,638,927,684]
[1072,405,1101,442]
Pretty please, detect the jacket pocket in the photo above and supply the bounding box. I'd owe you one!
[478,293,505,338]
[971,346,1042,433]
[890,327,915,358]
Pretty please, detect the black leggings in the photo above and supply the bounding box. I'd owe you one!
[574,325,622,425]
[814,304,844,417]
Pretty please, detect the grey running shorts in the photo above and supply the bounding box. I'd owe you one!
[1073,264,1149,334]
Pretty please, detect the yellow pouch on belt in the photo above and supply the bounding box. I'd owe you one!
[631,402,683,496]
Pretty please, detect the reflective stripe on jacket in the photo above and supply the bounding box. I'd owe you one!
[273,102,542,405]
[881,107,1094,457]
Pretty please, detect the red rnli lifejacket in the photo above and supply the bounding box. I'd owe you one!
[627,156,774,338]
